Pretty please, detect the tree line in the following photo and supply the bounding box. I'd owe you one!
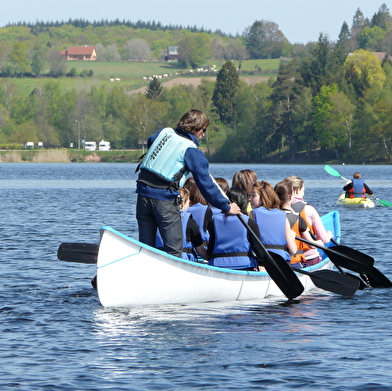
[1,4,392,74]
[1,4,392,163]
[12,18,223,36]
[2,35,392,163]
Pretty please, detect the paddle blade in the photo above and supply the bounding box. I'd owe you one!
[264,251,305,300]
[377,198,392,207]
[57,242,99,264]
[320,244,375,274]
[360,267,392,288]
[324,165,343,178]
[296,236,374,273]
[344,272,368,290]
[330,244,374,267]
[235,213,304,300]
[296,269,359,297]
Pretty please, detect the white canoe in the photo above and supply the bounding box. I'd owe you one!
[337,193,375,208]
[95,211,340,307]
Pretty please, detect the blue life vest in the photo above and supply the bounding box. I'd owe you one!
[350,178,365,198]
[138,128,196,190]
[208,214,257,270]
[156,211,196,261]
[187,203,210,245]
[180,211,196,261]
[252,207,290,261]
[209,206,221,215]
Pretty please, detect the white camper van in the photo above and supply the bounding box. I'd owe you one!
[99,140,111,151]
[84,141,97,151]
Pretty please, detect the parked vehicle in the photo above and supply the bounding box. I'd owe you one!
[84,141,97,151]
[98,140,111,151]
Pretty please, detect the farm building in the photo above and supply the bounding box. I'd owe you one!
[161,46,178,62]
[60,46,97,61]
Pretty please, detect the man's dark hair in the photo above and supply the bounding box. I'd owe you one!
[176,109,210,135]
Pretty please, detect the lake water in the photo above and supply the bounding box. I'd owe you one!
[1,163,392,390]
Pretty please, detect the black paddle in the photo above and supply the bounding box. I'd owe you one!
[359,268,392,288]
[210,175,304,300]
[297,237,392,288]
[327,238,392,288]
[264,250,359,297]
[211,175,305,300]
[292,268,359,297]
[235,214,304,299]
[312,236,367,290]
[296,236,374,273]
[326,238,367,289]
[57,242,99,264]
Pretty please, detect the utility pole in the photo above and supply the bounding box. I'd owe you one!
[75,119,81,149]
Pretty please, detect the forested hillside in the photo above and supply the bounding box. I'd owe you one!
[1,4,392,163]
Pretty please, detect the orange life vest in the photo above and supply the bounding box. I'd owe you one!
[285,209,311,265]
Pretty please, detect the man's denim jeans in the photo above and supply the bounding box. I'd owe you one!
[136,194,182,257]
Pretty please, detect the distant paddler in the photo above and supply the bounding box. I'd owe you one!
[343,172,373,199]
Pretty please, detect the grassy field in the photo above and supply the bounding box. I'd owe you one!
[66,59,280,77]
[5,59,280,96]
[0,148,142,163]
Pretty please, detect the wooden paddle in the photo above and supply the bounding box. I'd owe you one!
[57,242,99,264]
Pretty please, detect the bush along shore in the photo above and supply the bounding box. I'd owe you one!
[0,149,143,163]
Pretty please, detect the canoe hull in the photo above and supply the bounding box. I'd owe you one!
[96,211,340,307]
[337,193,375,208]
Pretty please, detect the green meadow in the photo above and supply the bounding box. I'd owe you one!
[7,59,280,96]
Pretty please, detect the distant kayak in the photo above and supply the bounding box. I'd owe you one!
[337,193,375,208]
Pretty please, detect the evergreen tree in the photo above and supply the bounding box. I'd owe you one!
[352,8,366,31]
[144,77,165,101]
[299,34,338,96]
[338,21,350,43]
[333,23,350,69]
[371,4,392,30]
[270,59,303,160]
[212,60,239,125]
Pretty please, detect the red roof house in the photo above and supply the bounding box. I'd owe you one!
[60,46,97,61]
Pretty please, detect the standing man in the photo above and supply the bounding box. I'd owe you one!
[136,109,241,257]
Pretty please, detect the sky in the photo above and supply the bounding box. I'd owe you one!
[2,0,391,44]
